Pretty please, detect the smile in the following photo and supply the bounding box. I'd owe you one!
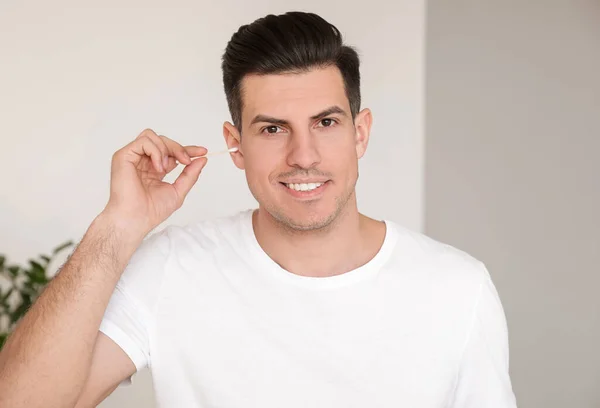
[283,182,324,192]
[279,180,330,199]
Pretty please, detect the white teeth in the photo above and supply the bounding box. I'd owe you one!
[285,182,324,192]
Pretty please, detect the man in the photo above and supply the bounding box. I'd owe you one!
[0,11,517,407]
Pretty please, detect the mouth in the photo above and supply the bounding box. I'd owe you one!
[279,180,330,199]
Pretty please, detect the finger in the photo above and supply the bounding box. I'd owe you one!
[127,135,164,172]
[173,157,208,202]
[143,132,170,168]
[135,128,155,140]
[137,129,169,170]
[136,129,167,155]
[159,135,193,166]
[183,145,208,159]
[164,155,180,173]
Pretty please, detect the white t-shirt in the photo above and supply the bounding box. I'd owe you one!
[99,208,517,407]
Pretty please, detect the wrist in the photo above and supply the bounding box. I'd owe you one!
[92,210,149,249]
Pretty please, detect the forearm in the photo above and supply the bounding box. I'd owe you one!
[0,212,146,408]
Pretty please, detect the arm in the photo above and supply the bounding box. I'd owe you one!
[447,264,518,407]
[0,212,145,408]
[74,332,138,408]
[0,129,209,408]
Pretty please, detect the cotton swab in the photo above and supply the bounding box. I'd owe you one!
[190,146,238,160]
[202,146,238,157]
[175,147,238,165]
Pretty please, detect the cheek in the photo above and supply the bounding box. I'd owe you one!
[323,128,358,153]
[244,153,278,185]
[329,142,358,165]
[331,147,359,182]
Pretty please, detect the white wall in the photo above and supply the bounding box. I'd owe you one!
[0,1,425,406]
[425,1,600,407]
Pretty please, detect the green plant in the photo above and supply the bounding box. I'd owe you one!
[0,240,74,350]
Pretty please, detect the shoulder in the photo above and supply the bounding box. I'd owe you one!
[384,221,505,337]
[122,209,250,272]
[385,220,490,293]
[156,208,253,253]
[117,209,252,299]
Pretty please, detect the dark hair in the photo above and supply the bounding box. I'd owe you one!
[221,11,361,132]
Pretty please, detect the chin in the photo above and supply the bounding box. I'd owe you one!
[250,178,355,232]
[281,214,334,231]
[267,200,344,232]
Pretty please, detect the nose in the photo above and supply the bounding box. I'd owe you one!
[286,129,321,170]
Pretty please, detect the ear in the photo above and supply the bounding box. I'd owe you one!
[223,121,244,170]
[354,108,373,159]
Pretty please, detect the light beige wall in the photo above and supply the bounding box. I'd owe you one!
[425,1,600,407]
[0,1,425,406]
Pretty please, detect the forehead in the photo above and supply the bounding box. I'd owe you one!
[240,66,349,122]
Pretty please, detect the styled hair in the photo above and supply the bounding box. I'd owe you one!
[221,11,361,132]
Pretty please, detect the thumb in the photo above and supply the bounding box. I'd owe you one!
[173,157,207,203]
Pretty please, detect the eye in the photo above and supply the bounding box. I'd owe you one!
[261,125,283,135]
[317,118,337,128]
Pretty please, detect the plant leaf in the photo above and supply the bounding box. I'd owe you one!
[20,283,37,298]
[26,260,46,283]
[0,287,13,303]
[53,241,74,255]
[40,255,51,265]
[10,293,32,324]
[26,269,47,285]
[30,260,45,273]
[7,266,20,278]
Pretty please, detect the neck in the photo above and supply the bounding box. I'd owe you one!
[252,196,386,278]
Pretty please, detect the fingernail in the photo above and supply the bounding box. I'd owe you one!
[163,156,169,169]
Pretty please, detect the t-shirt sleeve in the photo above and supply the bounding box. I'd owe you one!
[448,263,518,407]
[98,226,172,385]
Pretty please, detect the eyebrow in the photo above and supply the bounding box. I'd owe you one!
[250,105,348,127]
